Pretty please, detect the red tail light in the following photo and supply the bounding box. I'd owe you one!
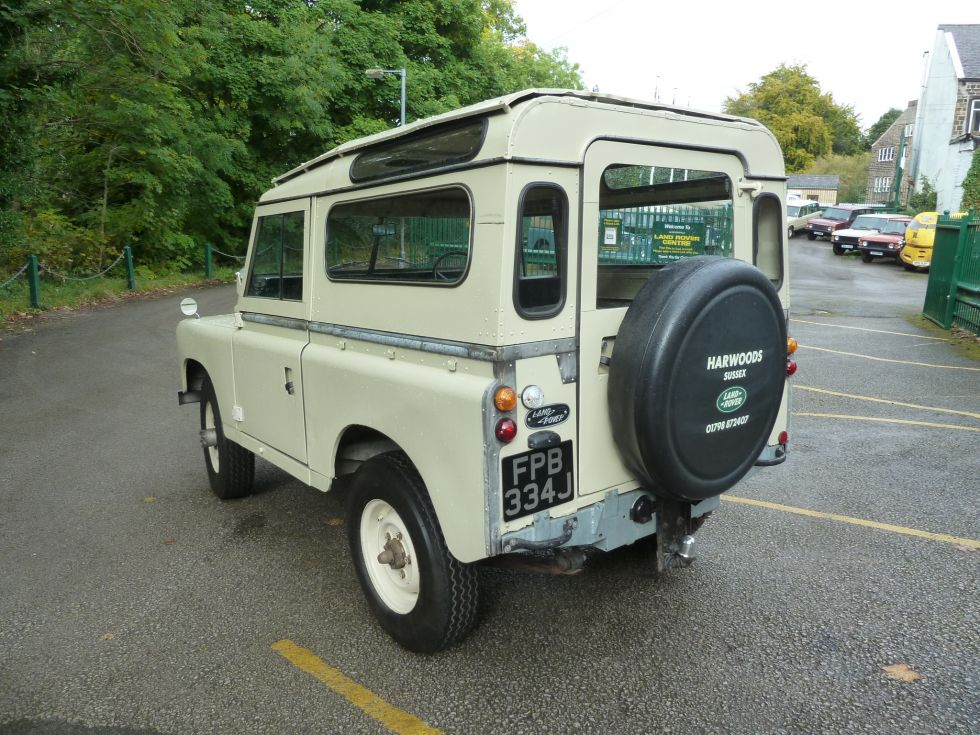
[495,418,517,443]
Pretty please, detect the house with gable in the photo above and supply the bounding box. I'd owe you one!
[866,101,916,207]
[908,24,980,212]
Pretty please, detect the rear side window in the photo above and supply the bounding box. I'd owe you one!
[754,194,783,289]
[245,211,305,300]
[515,185,567,318]
[326,187,471,285]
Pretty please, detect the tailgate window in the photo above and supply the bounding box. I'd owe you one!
[596,165,732,308]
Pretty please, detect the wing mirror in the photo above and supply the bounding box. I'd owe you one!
[179,297,200,319]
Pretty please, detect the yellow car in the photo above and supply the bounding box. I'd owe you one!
[899,211,966,271]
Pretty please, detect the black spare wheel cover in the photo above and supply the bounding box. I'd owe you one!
[608,256,786,502]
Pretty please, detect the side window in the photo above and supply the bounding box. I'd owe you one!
[515,185,567,318]
[245,210,305,300]
[326,187,471,285]
[754,194,783,289]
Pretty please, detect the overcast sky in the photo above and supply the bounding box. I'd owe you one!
[513,1,978,130]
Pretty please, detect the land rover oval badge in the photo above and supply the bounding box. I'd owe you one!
[525,403,570,428]
[716,386,747,413]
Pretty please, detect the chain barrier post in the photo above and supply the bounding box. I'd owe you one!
[205,242,213,279]
[28,255,41,308]
[124,246,136,290]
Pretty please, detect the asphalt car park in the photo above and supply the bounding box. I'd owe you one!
[0,237,977,734]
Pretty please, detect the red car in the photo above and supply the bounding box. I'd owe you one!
[806,204,875,240]
[857,217,912,263]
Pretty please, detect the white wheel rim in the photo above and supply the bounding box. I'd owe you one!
[204,401,220,472]
[360,499,420,614]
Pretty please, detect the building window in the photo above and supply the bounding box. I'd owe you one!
[872,177,892,194]
[968,98,980,135]
[904,124,913,139]
[877,147,896,162]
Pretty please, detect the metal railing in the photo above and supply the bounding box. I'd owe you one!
[923,209,980,335]
[1,242,235,311]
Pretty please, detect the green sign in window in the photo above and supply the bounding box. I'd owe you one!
[650,221,706,263]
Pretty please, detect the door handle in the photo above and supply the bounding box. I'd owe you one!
[284,366,295,395]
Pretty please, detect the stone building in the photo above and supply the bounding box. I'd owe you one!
[866,102,916,207]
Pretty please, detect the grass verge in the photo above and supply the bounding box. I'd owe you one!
[0,267,238,328]
[905,313,980,362]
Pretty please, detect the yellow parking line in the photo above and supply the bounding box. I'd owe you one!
[722,496,980,549]
[793,411,980,432]
[789,318,950,341]
[272,640,444,735]
[793,385,980,421]
[797,344,980,371]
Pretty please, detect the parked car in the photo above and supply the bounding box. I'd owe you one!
[175,89,793,653]
[829,213,903,255]
[786,200,822,238]
[806,204,876,240]
[856,216,912,263]
[898,211,967,271]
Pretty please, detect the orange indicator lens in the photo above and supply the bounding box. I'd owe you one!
[787,337,798,354]
[494,386,517,412]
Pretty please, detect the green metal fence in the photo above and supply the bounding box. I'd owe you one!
[922,209,980,335]
[597,206,734,264]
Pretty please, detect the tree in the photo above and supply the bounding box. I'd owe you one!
[863,108,902,149]
[960,148,980,213]
[0,0,583,271]
[908,177,937,214]
[804,153,870,202]
[724,64,862,172]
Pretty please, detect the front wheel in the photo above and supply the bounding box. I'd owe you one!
[861,253,873,263]
[348,452,478,653]
[787,226,794,240]
[807,232,816,240]
[832,243,843,255]
[200,376,254,499]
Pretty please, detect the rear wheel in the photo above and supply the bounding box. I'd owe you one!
[200,376,254,499]
[348,452,478,653]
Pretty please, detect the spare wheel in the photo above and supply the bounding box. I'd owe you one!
[608,256,786,502]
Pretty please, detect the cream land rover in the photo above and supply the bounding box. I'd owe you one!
[176,89,796,653]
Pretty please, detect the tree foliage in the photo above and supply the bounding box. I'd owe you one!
[960,148,980,213]
[804,153,870,203]
[908,177,937,214]
[863,108,902,149]
[724,64,862,173]
[0,0,582,271]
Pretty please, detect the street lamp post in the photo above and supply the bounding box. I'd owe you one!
[365,67,406,127]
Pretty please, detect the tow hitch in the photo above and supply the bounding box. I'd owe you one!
[655,499,697,573]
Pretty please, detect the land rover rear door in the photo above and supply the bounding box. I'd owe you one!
[578,141,744,496]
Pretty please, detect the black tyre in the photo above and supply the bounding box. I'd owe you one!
[348,452,478,653]
[787,226,794,239]
[807,232,816,240]
[608,257,786,502]
[832,243,843,255]
[861,252,873,263]
[200,376,254,500]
